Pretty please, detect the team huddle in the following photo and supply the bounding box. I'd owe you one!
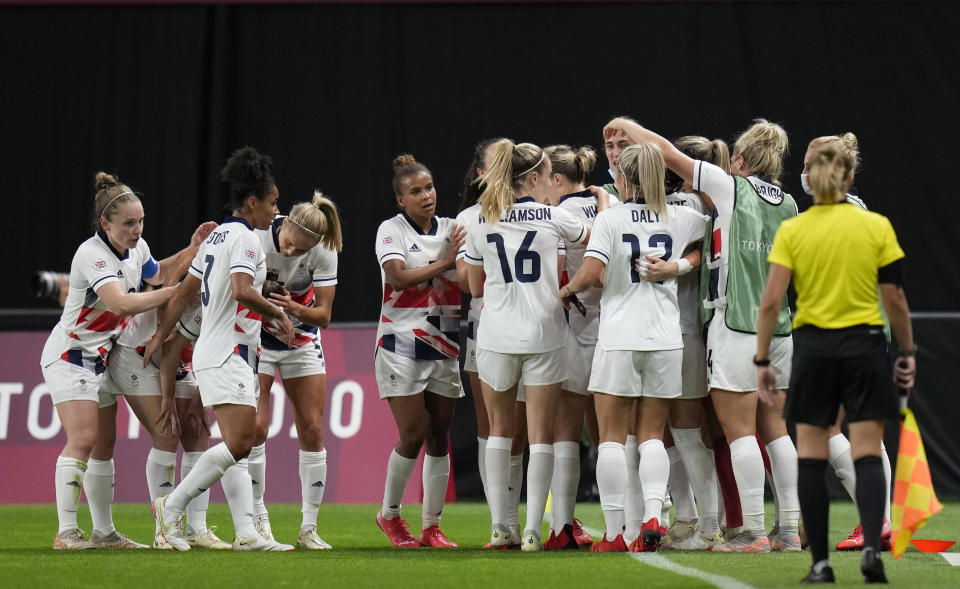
[41,115,914,582]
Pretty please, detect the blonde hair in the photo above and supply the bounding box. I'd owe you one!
[808,132,860,175]
[732,119,789,185]
[545,145,596,185]
[676,136,730,172]
[618,143,668,218]
[807,137,856,204]
[287,191,344,252]
[477,139,546,223]
[91,172,139,230]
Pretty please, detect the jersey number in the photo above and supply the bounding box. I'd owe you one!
[201,254,214,307]
[622,233,673,284]
[487,231,541,283]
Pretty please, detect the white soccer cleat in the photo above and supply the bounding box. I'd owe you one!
[297,525,332,550]
[233,535,295,552]
[254,514,275,541]
[489,525,512,549]
[186,526,232,550]
[153,531,174,550]
[665,529,724,551]
[53,528,96,550]
[151,495,190,551]
[662,518,698,547]
[521,531,542,552]
[91,529,149,549]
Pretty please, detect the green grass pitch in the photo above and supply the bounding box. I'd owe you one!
[0,502,956,588]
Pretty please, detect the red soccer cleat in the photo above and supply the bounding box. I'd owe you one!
[590,533,628,552]
[543,524,579,550]
[572,518,594,547]
[376,511,419,548]
[838,519,893,551]
[419,525,457,548]
[881,519,893,551]
[629,519,662,552]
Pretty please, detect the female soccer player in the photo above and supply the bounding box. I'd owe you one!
[249,192,342,549]
[374,154,465,549]
[41,172,178,549]
[147,146,295,552]
[464,139,589,552]
[604,117,801,553]
[560,143,708,553]
[756,136,914,583]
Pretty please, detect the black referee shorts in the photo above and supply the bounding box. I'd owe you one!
[785,324,897,427]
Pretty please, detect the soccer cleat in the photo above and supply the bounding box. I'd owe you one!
[590,533,628,552]
[186,526,232,550]
[485,529,521,550]
[709,529,771,553]
[770,529,802,552]
[571,518,593,546]
[861,547,887,584]
[836,520,893,552]
[376,511,419,548]
[629,518,663,552]
[153,531,174,550]
[297,525,333,550]
[233,535,295,551]
[542,524,578,550]
[880,519,893,551]
[151,496,190,551]
[520,531,542,552]
[254,513,275,542]
[664,529,724,551]
[488,524,512,549]
[419,525,457,548]
[662,518,698,547]
[801,564,835,584]
[91,529,149,549]
[53,528,96,550]
[722,525,744,542]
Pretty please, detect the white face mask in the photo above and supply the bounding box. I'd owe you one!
[800,173,814,196]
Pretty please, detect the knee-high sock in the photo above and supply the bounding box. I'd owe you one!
[880,442,892,523]
[624,435,643,540]
[484,436,511,529]
[220,458,256,538]
[596,441,627,537]
[181,451,209,536]
[477,437,488,500]
[381,449,416,520]
[524,444,553,538]
[828,433,857,502]
[713,435,743,529]
[168,443,236,522]
[729,435,765,534]
[299,449,327,529]
[146,448,177,533]
[550,441,579,530]
[766,435,800,533]
[422,454,450,529]
[507,453,524,534]
[639,439,670,524]
[798,458,829,566]
[672,428,720,534]
[666,446,697,523]
[55,456,86,534]
[84,458,115,536]
[247,443,268,517]
[855,456,885,552]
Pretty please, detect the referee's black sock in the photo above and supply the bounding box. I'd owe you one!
[797,458,829,565]
[854,455,885,552]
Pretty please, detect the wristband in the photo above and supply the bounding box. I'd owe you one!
[676,258,693,276]
[753,355,771,367]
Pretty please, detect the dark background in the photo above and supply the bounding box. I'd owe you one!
[2,1,958,497]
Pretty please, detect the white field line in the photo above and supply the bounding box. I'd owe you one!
[580,524,757,589]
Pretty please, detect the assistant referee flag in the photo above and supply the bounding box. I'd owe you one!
[891,404,943,559]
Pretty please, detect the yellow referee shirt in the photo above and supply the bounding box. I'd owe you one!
[767,203,904,329]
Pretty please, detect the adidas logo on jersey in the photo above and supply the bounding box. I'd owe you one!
[409,244,421,252]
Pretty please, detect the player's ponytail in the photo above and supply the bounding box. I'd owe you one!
[619,143,668,218]
[91,171,139,230]
[545,144,596,186]
[477,139,545,223]
[287,191,344,252]
[808,138,854,204]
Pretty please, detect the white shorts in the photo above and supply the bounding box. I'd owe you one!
[706,308,793,392]
[562,335,596,396]
[41,359,106,405]
[680,333,708,399]
[258,339,326,379]
[375,348,464,400]
[195,354,260,408]
[476,347,565,393]
[463,338,478,373]
[106,344,161,397]
[587,342,683,399]
[175,369,198,400]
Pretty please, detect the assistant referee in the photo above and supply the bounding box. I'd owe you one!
[754,136,916,584]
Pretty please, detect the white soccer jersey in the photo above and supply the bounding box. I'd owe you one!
[256,216,338,351]
[585,202,708,351]
[665,191,708,335]
[464,197,587,354]
[187,216,266,371]
[455,204,483,341]
[41,231,157,373]
[558,189,603,343]
[375,212,461,360]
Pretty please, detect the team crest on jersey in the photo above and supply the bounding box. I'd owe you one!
[243,249,256,259]
[94,260,106,269]
[383,236,393,245]
[409,244,421,253]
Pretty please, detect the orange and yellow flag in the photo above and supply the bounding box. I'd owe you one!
[891,406,943,559]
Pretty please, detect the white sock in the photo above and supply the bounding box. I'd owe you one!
[881,441,892,523]
[422,454,450,529]
[477,437,488,499]
[730,435,765,534]
[168,443,236,522]
[671,428,720,534]
[666,446,697,523]
[381,449,416,520]
[55,456,86,534]
[181,451,209,536]
[299,449,327,529]
[220,458,256,538]
[507,453,524,534]
[710,448,725,528]
[550,441,579,531]
[484,437,511,528]
[766,435,800,532]
[828,433,858,503]
[596,441,627,537]
[84,458,115,536]
[524,444,554,538]
[624,434,643,540]
[146,448,177,533]
[638,439,669,524]
[247,443,267,517]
